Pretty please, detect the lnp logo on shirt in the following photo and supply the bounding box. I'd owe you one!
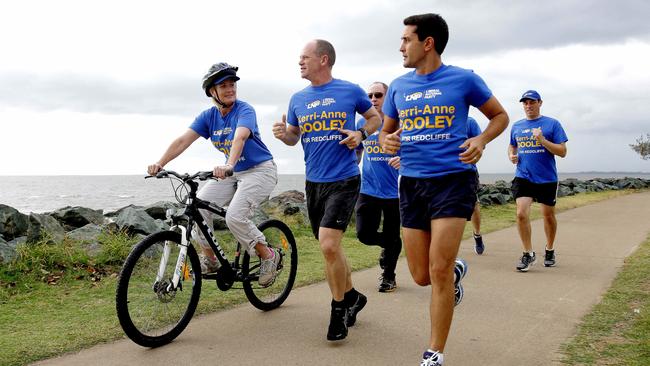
[213,127,233,136]
[306,98,336,109]
[306,100,321,109]
[405,91,423,101]
[424,89,442,99]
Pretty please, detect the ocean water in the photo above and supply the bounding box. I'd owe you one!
[1,172,649,214]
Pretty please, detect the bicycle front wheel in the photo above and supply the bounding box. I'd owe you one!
[243,219,298,311]
[115,230,201,347]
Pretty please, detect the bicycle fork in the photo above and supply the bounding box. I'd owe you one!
[156,225,190,292]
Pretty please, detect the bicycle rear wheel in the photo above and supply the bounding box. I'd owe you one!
[243,219,298,311]
[115,230,201,347]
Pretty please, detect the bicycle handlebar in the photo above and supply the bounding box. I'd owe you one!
[145,168,233,181]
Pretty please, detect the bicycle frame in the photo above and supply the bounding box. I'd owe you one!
[158,178,238,291]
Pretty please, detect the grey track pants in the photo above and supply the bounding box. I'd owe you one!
[195,160,277,256]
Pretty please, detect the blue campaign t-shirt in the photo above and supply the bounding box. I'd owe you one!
[190,100,273,172]
[382,65,492,178]
[467,116,482,172]
[287,79,372,182]
[509,115,568,183]
[357,118,399,199]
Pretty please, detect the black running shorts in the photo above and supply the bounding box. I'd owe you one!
[511,177,558,206]
[305,175,360,239]
[399,170,478,231]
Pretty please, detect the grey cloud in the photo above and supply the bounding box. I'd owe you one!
[0,72,202,116]
[0,72,300,117]
[317,0,650,62]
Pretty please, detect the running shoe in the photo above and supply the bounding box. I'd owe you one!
[346,291,367,327]
[473,233,485,255]
[378,275,397,293]
[420,350,443,366]
[544,249,556,267]
[454,259,468,307]
[516,252,536,272]
[327,303,349,341]
[259,248,281,286]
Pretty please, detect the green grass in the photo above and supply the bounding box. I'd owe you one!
[559,235,650,365]
[0,189,646,366]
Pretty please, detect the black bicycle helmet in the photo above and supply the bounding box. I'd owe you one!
[201,62,240,97]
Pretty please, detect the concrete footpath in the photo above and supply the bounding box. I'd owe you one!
[35,191,650,365]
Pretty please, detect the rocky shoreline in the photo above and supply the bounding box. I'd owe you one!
[1,177,649,264]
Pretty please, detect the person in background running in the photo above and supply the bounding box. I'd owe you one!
[467,116,485,255]
[148,62,280,287]
[273,39,381,341]
[380,14,509,365]
[508,90,568,272]
[355,81,402,293]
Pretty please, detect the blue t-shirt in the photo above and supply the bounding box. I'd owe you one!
[382,65,492,178]
[190,100,273,172]
[509,115,568,183]
[357,118,399,199]
[287,79,372,182]
[467,116,482,172]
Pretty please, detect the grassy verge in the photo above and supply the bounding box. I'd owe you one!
[0,189,645,366]
[559,234,650,365]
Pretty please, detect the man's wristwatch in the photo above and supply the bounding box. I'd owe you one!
[357,127,369,141]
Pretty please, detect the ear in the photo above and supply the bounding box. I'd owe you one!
[424,36,435,52]
[320,54,329,66]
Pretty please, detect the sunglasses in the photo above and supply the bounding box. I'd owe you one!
[368,92,384,99]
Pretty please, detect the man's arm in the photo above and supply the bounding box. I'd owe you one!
[339,107,382,149]
[459,96,509,163]
[508,144,518,164]
[272,114,301,146]
[379,115,401,155]
[532,128,567,157]
[360,107,381,135]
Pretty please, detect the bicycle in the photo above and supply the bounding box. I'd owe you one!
[115,169,298,347]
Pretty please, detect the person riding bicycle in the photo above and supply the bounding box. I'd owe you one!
[147,62,280,286]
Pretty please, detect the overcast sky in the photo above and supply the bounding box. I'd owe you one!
[1,0,650,175]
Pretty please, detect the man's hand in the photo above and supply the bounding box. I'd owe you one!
[532,127,544,143]
[381,127,402,154]
[509,153,518,164]
[272,114,288,141]
[388,156,401,169]
[338,128,362,149]
[459,136,485,164]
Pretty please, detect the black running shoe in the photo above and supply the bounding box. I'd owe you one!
[327,304,348,341]
[516,252,536,272]
[378,276,397,293]
[473,233,485,255]
[544,249,556,267]
[346,292,367,327]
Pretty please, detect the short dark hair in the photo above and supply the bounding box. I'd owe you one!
[314,39,336,67]
[403,13,449,55]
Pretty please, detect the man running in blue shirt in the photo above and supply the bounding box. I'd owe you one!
[508,90,568,271]
[380,13,509,365]
[467,117,485,255]
[273,39,381,341]
[355,81,402,293]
